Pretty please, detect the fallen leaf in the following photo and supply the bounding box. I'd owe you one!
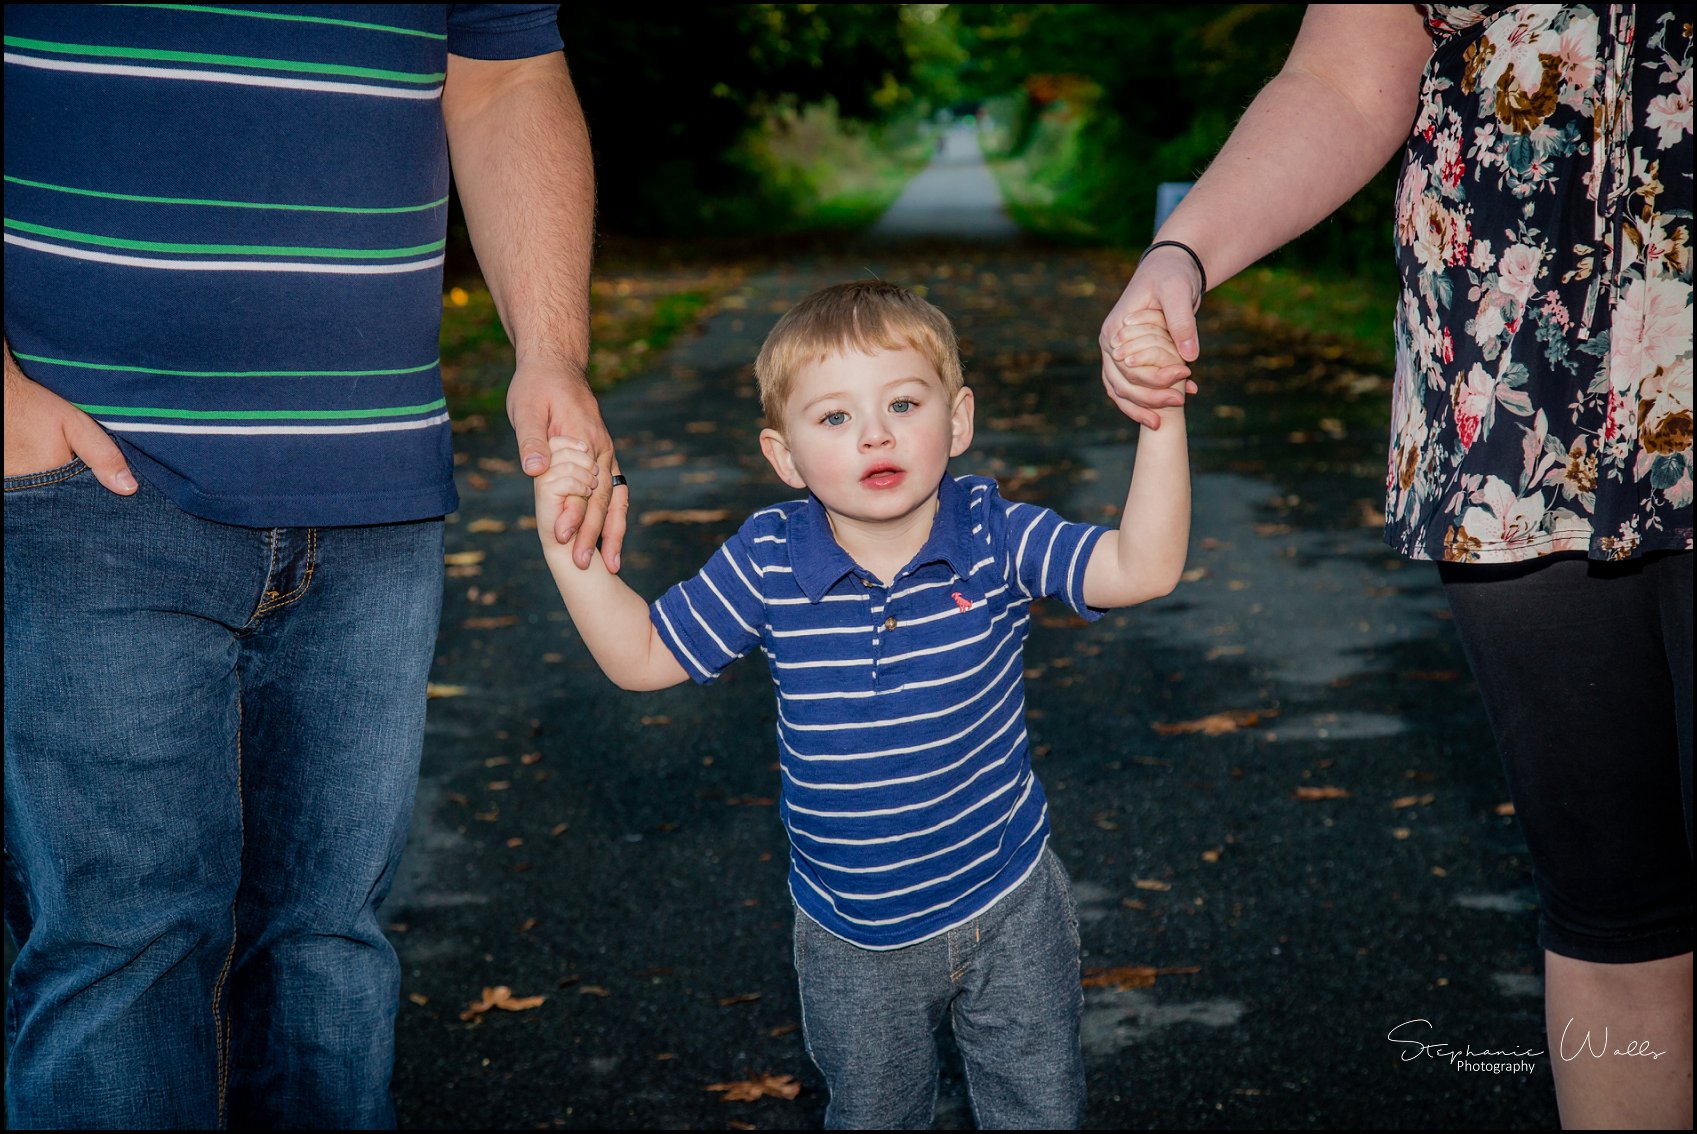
[1392,827,1412,839]
[769,1023,800,1038]
[459,986,545,1021]
[1151,709,1272,736]
[684,420,718,434]
[407,993,429,1006]
[1390,793,1436,809]
[477,457,519,474]
[640,509,733,526]
[426,683,467,699]
[706,1074,802,1102]
[551,822,569,836]
[579,985,611,997]
[465,472,491,491]
[658,1052,677,1061]
[1293,785,1351,800]
[1180,567,1210,582]
[1133,879,1172,891]
[521,752,542,764]
[728,1122,756,1131]
[487,780,511,791]
[506,837,524,848]
[1201,848,1222,863]
[718,992,762,1007]
[1082,964,1200,990]
[463,615,519,629]
[520,917,537,932]
[1205,645,1246,660]
[444,550,485,567]
[641,715,673,726]
[1494,801,1516,816]
[1121,898,1146,910]
[517,515,538,530]
[467,518,508,533]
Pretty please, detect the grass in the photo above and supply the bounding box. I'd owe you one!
[438,272,737,421]
[985,108,1399,373]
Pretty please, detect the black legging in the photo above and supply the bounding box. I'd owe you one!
[1440,550,1693,964]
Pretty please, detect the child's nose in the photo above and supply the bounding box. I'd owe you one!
[859,419,894,447]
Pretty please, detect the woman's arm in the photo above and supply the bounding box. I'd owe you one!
[1100,4,1433,426]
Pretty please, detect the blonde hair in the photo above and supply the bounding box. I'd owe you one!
[755,281,963,430]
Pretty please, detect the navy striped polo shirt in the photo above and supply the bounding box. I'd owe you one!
[651,473,1109,950]
[3,5,562,527]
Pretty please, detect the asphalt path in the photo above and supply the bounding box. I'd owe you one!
[3,131,1561,1130]
[389,131,1558,1131]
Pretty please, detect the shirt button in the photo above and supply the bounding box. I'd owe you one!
[884,616,897,630]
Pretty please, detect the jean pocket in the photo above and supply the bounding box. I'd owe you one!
[3,456,89,493]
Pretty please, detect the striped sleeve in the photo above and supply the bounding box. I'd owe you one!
[997,491,1110,621]
[649,517,768,684]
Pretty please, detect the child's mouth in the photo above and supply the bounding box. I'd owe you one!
[861,466,905,489]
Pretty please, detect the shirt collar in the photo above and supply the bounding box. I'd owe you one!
[788,473,978,602]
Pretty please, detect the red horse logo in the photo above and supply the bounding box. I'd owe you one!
[951,592,972,612]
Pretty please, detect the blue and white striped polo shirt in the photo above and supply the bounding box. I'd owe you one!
[3,5,562,527]
[651,473,1109,950]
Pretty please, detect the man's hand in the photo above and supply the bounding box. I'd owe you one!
[3,343,137,494]
[1098,246,1203,429]
[508,360,628,571]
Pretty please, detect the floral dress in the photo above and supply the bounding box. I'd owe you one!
[1389,4,1693,562]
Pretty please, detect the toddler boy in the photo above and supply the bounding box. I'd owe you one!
[534,280,1190,1128]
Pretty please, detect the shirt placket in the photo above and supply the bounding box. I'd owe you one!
[863,574,895,690]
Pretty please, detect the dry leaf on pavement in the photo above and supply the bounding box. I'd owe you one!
[459,986,545,1021]
[1082,965,1201,991]
[1151,709,1272,736]
[426,683,467,699]
[706,1074,802,1102]
[640,509,733,526]
[1293,785,1351,800]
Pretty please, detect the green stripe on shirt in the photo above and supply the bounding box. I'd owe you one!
[4,218,445,259]
[72,398,449,421]
[3,35,446,83]
[107,5,450,40]
[5,176,448,215]
[12,351,440,378]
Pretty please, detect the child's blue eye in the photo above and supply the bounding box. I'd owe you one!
[890,399,914,414]
[822,410,848,427]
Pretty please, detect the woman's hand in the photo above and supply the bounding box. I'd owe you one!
[1098,246,1202,429]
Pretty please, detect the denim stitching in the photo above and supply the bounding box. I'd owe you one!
[254,528,317,617]
[211,691,244,1125]
[254,526,319,614]
[2,457,88,492]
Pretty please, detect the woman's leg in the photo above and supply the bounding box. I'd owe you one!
[1441,552,1693,1129]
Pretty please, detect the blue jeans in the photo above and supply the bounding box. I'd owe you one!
[793,846,1086,1129]
[3,459,443,1129]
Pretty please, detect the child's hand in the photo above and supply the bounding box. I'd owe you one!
[1110,310,1190,419]
[533,436,601,555]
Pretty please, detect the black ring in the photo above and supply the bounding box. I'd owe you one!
[609,473,628,489]
[1143,240,1207,295]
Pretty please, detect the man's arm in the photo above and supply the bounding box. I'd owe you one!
[442,51,628,571]
[3,337,137,494]
[534,439,689,691]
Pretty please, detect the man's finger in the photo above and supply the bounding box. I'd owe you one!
[519,433,551,476]
[65,414,137,494]
[572,485,610,570]
[599,475,629,573]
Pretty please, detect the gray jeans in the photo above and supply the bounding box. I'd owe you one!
[793,847,1085,1129]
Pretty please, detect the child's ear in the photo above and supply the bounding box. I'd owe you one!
[948,386,975,458]
[760,427,808,490]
